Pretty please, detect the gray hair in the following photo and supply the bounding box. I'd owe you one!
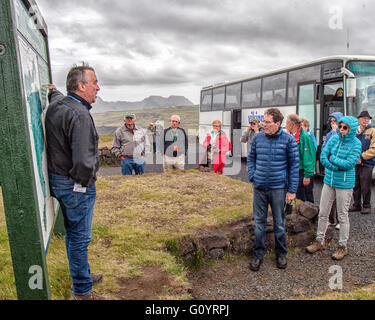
[287,114,302,126]
[66,62,95,93]
[170,115,181,122]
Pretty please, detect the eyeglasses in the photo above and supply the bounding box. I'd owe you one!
[263,120,274,125]
[250,123,257,125]
[338,124,349,130]
[171,120,179,123]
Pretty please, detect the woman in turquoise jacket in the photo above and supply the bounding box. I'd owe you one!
[306,116,362,260]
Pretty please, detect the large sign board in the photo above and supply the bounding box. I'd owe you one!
[0,0,55,299]
[15,0,56,250]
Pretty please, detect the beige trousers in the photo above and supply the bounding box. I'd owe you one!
[163,154,185,172]
[316,183,352,248]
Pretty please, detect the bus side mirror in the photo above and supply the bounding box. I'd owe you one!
[346,78,357,98]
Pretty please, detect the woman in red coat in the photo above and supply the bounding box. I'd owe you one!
[200,120,232,174]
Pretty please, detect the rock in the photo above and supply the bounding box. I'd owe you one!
[299,202,319,220]
[99,147,121,167]
[195,231,230,252]
[288,229,315,247]
[286,213,313,234]
[209,248,225,259]
[179,237,196,256]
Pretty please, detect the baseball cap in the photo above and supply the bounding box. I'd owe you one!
[124,113,135,119]
[249,118,260,124]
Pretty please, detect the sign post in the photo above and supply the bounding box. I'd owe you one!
[0,0,56,299]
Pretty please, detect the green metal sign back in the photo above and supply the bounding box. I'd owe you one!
[0,0,56,299]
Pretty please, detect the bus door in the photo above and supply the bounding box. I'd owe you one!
[318,81,344,174]
[297,81,320,172]
[321,81,344,142]
[232,109,242,157]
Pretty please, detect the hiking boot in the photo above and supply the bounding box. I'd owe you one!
[361,207,371,215]
[70,291,108,300]
[249,257,262,272]
[306,240,325,254]
[276,256,287,269]
[348,205,361,212]
[332,246,348,260]
[92,273,103,284]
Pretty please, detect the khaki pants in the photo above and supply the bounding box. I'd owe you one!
[163,154,185,172]
[316,184,352,248]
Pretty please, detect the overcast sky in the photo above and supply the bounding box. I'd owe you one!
[35,0,375,104]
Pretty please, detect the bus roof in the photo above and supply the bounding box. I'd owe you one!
[201,55,375,91]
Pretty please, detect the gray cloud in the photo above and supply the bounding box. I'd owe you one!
[36,0,375,102]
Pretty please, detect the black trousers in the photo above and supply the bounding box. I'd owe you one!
[296,170,314,203]
[353,165,373,208]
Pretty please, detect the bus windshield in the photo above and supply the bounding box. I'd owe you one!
[347,61,375,118]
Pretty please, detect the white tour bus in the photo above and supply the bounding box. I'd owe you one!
[199,55,375,174]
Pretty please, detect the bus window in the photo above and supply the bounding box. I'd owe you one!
[212,87,225,110]
[242,79,261,108]
[288,65,321,104]
[347,61,375,117]
[201,89,212,111]
[225,83,241,109]
[262,73,287,106]
[298,83,316,132]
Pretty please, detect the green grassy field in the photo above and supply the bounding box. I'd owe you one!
[0,171,252,300]
[92,105,199,133]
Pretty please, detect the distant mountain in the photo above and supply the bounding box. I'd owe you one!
[92,95,194,114]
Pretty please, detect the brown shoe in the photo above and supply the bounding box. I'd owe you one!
[361,207,371,214]
[306,240,325,254]
[70,291,108,300]
[348,205,361,212]
[332,246,348,260]
[92,273,103,284]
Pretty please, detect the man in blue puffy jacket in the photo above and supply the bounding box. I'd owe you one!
[247,108,300,271]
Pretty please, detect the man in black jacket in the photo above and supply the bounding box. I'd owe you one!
[45,64,105,300]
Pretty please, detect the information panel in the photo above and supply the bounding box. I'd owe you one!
[0,0,54,299]
[15,7,56,249]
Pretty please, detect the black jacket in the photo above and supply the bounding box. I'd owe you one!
[45,90,99,187]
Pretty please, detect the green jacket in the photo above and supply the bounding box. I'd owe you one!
[297,128,316,178]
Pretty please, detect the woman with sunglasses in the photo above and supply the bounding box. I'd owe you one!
[306,116,362,260]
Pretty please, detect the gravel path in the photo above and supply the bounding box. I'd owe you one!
[188,211,375,300]
[98,158,375,300]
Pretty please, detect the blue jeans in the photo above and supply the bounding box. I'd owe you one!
[49,174,96,296]
[121,157,145,175]
[252,187,287,260]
